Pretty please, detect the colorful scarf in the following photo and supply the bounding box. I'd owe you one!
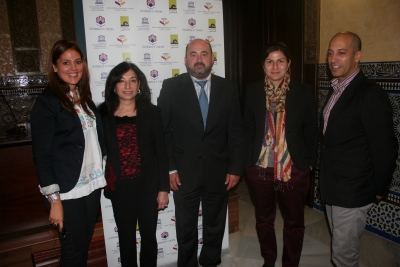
[256,73,292,182]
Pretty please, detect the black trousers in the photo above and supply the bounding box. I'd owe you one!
[59,188,101,267]
[173,184,228,267]
[111,179,158,267]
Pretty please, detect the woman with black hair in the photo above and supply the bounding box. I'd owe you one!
[243,42,319,267]
[99,61,169,267]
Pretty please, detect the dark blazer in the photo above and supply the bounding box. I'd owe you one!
[31,86,106,194]
[157,73,245,193]
[320,71,398,208]
[99,103,170,199]
[244,80,319,171]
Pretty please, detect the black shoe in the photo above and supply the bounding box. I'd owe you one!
[262,264,275,267]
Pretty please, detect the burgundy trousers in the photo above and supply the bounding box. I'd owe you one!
[245,165,310,267]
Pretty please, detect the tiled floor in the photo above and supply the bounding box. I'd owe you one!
[216,179,400,267]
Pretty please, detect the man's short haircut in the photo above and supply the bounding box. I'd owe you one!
[185,39,213,57]
[338,31,362,52]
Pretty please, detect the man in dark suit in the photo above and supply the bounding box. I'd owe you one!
[158,39,244,267]
[320,31,398,267]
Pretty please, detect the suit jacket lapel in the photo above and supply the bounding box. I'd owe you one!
[328,72,364,120]
[180,74,204,131]
[207,74,224,131]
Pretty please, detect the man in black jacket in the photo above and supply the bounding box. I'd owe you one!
[320,31,398,267]
[158,39,244,267]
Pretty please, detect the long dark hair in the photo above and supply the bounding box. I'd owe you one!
[48,40,96,117]
[103,62,151,116]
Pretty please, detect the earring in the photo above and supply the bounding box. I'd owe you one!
[138,89,141,94]
[114,89,117,93]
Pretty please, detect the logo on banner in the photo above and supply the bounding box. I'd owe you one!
[101,72,108,79]
[114,226,118,232]
[198,210,203,220]
[157,248,164,259]
[118,257,121,263]
[120,16,129,30]
[161,231,169,240]
[157,218,162,230]
[171,215,176,221]
[122,52,131,62]
[148,34,157,45]
[161,53,171,61]
[141,17,149,25]
[96,16,106,27]
[198,238,203,245]
[144,53,151,61]
[188,18,196,28]
[95,0,104,4]
[147,0,155,9]
[209,19,216,29]
[136,238,141,247]
[99,53,108,64]
[169,0,177,10]
[101,91,105,100]
[213,52,217,64]
[159,18,169,26]
[115,0,125,6]
[170,34,178,45]
[117,35,127,43]
[150,70,159,80]
[198,224,203,230]
[172,69,180,77]
[98,35,106,42]
[188,1,195,8]
[173,244,178,250]
[205,36,214,43]
[204,2,213,10]
[189,35,196,42]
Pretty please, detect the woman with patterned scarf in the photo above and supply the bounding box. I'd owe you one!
[243,42,319,267]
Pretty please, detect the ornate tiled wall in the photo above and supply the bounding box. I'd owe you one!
[0,76,47,132]
[0,0,14,76]
[315,61,400,243]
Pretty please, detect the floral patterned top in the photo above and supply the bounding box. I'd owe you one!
[60,92,106,200]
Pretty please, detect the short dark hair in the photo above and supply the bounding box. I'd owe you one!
[48,40,95,117]
[185,39,213,57]
[261,41,291,64]
[103,62,151,115]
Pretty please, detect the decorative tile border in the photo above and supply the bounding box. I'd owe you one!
[0,75,48,127]
[319,62,400,79]
[0,75,48,87]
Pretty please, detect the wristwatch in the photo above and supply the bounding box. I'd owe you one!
[46,192,60,203]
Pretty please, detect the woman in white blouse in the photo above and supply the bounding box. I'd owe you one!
[31,40,106,267]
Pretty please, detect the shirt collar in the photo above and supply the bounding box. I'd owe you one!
[331,69,360,92]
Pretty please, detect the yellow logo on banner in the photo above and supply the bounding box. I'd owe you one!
[213,52,217,61]
[123,52,131,62]
[172,69,180,77]
[208,19,216,28]
[170,34,178,44]
[169,0,177,9]
[120,16,129,26]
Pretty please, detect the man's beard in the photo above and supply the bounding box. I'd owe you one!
[186,62,212,79]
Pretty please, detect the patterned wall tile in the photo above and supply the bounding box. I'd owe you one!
[36,0,62,73]
[0,0,15,76]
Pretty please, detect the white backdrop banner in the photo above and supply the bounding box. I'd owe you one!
[81,0,228,266]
